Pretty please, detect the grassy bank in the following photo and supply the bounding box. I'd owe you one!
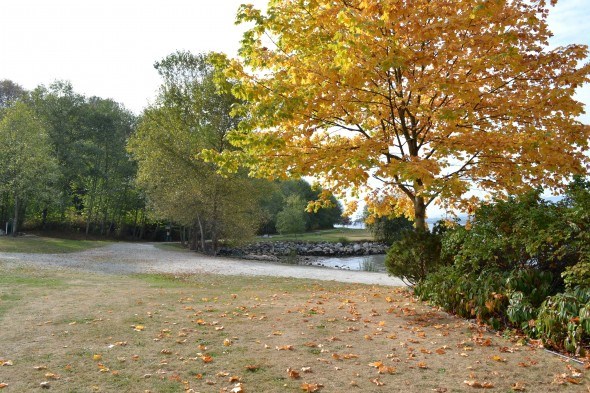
[0,264,586,392]
[0,236,107,254]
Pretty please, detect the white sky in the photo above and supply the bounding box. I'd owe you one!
[0,0,588,120]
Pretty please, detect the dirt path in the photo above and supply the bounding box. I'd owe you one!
[0,242,405,286]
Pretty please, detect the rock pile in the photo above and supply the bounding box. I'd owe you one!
[219,241,388,258]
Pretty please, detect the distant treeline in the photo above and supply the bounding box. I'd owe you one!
[0,74,343,246]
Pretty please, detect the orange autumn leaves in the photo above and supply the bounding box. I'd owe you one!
[219,0,590,226]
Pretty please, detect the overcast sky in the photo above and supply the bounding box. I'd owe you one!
[1,0,588,122]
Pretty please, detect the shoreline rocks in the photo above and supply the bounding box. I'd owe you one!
[218,240,388,259]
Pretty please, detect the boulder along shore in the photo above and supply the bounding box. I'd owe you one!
[218,240,388,262]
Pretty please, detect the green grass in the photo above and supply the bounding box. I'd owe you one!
[0,267,67,318]
[0,236,107,253]
[256,227,373,242]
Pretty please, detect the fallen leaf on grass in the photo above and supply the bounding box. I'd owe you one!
[377,366,396,374]
[301,382,323,392]
[417,362,428,369]
[44,373,60,380]
[231,383,245,393]
[464,380,494,389]
[301,367,312,373]
[200,355,213,363]
[276,345,294,351]
[491,355,506,362]
[229,376,241,382]
[288,368,301,379]
[132,325,144,331]
[0,383,7,389]
[0,360,13,366]
[566,364,583,378]
[34,365,48,370]
[245,365,259,372]
[224,339,232,347]
[511,382,526,391]
[371,378,384,386]
[160,349,172,355]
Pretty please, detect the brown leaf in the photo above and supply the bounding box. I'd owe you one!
[464,380,494,389]
[301,382,323,392]
[229,376,241,382]
[371,378,385,386]
[231,383,245,393]
[245,365,260,372]
[276,345,294,351]
[378,365,396,374]
[200,355,213,363]
[511,382,526,391]
[288,368,301,379]
[0,383,7,389]
[491,355,506,362]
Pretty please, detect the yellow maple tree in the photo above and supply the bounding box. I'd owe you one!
[216,0,590,230]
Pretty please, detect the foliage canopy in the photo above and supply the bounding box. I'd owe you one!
[219,0,590,230]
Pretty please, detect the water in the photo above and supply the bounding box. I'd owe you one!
[300,254,387,272]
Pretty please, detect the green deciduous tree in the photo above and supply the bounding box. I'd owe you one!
[0,102,59,235]
[275,194,307,235]
[128,52,266,253]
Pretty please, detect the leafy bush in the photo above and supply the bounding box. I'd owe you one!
[366,214,413,244]
[415,267,553,331]
[536,287,590,355]
[385,229,445,286]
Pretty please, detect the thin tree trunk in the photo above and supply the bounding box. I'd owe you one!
[196,214,206,253]
[12,195,18,236]
[85,178,98,238]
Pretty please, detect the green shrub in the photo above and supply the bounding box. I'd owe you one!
[366,214,414,244]
[415,267,553,331]
[536,287,590,355]
[415,179,590,351]
[385,230,444,286]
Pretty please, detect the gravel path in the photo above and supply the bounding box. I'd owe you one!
[0,242,405,286]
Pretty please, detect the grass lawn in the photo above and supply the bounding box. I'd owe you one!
[0,264,587,392]
[0,236,107,254]
[258,228,374,243]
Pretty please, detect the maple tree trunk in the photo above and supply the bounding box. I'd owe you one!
[414,195,427,232]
